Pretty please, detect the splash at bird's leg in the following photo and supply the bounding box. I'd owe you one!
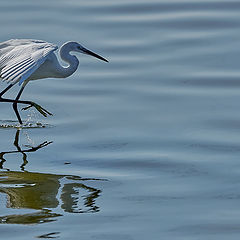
[22,102,53,117]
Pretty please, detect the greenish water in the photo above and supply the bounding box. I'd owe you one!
[1,0,240,239]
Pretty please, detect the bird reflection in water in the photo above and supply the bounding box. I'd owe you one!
[0,130,102,224]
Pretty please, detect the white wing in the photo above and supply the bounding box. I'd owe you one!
[0,39,58,85]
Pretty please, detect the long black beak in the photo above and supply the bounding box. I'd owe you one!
[82,48,109,62]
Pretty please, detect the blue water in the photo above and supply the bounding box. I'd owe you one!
[1,0,240,239]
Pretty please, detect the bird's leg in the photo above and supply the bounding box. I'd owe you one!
[1,97,52,118]
[0,83,52,121]
[0,83,14,98]
[16,81,52,117]
[12,84,26,124]
[0,84,23,124]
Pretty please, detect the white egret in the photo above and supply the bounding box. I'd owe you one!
[0,39,108,124]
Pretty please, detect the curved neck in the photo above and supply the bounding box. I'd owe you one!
[58,43,79,78]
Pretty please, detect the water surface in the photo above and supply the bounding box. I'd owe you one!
[1,0,240,239]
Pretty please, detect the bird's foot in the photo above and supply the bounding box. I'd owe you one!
[22,102,52,117]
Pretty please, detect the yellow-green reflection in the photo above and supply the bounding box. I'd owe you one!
[0,130,102,224]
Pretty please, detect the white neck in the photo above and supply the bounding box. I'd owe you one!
[57,42,79,78]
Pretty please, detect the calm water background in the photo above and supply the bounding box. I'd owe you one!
[0,0,240,239]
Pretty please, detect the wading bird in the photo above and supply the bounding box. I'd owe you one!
[0,39,108,124]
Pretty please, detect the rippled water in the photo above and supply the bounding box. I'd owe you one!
[1,0,240,239]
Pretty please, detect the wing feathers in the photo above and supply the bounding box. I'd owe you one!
[1,57,32,79]
[6,61,35,83]
[0,39,58,85]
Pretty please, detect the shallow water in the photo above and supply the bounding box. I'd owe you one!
[1,0,240,239]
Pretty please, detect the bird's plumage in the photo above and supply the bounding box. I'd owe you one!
[0,39,58,85]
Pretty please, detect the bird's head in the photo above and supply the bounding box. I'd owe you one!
[69,42,108,62]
